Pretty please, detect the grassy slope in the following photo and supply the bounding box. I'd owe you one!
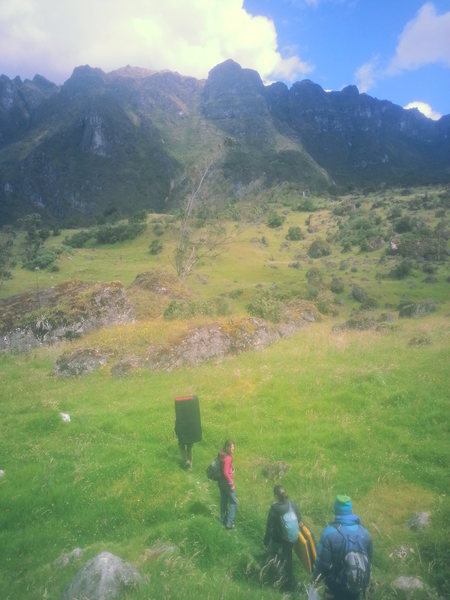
[0,188,449,599]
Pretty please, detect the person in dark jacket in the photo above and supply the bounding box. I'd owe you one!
[219,440,237,529]
[312,495,372,600]
[264,485,302,592]
[174,394,202,470]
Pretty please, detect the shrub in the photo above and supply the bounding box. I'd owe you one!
[149,240,163,255]
[316,290,337,315]
[286,226,304,241]
[246,290,283,323]
[266,212,284,228]
[308,239,331,258]
[330,277,345,293]
[63,230,93,248]
[388,260,413,279]
[394,216,414,233]
[23,247,59,271]
[296,198,317,212]
[95,221,145,244]
[306,267,322,285]
[352,285,368,302]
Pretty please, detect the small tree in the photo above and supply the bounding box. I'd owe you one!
[173,157,234,280]
[0,232,15,284]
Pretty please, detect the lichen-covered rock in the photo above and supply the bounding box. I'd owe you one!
[53,305,318,376]
[393,576,424,591]
[55,547,83,568]
[399,299,438,318]
[60,551,141,600]
[54,348,111,377]
[0,281,135,352]
[408,512,430,531]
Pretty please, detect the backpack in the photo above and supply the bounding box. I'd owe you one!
[206,454,222,481]
[281,502,299,543]
[335,526,370,594]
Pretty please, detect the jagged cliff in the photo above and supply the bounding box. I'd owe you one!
[0,59,449,225]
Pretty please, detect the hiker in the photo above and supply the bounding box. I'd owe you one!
[263,485,302,593]
[311,495,372,600]
[218,440,237,529]
[174,394,202,469]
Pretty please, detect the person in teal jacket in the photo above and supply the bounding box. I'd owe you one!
[312,495,372,600]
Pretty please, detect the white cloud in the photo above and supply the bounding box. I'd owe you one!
[388,2,450,73]
[354,56,380,93]
[404,101,442,120]
[354,2,449,112]
[0,0,313,84]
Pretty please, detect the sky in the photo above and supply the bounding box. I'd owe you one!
[1,0,449,120]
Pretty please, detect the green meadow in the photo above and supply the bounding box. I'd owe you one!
[0,187,449,598]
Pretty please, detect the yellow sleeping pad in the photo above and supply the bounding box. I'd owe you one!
[294,522,317,573]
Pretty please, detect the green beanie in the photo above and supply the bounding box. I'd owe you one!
[334,494,352,515]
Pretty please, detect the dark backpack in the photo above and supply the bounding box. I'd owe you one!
[335,526,370,594]
[206,454,222,481]
[281,502,300,543]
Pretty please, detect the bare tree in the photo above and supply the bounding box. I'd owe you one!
[173,159,231,280]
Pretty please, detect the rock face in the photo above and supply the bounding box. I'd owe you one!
[0,281,135,352]
[60,551,141,600]
[1,60,449,225]
[66,309,318,377]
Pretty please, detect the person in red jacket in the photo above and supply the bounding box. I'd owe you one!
[218,440,238,529]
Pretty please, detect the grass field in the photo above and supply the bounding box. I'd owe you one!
[0,187,449,599]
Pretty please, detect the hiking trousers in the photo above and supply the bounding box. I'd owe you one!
[218,481,237,527]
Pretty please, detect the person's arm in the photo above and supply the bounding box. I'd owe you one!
[223,455,234,489]
[312,531,333,582]
[366,532,373,580]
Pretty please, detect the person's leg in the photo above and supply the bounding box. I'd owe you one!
[178,441,186,463]
[219,483,228,525]
[185,443,193,468]
[283,542,295,591]
[225,489,238,528]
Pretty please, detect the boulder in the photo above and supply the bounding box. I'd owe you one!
[55,547,83,568]
[408,512,430,531]
[399,299,437,318]
[61,551,141,600]
[393,576,423,591]
[54,348,111,377]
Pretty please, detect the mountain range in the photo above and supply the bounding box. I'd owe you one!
[1,59,449,226]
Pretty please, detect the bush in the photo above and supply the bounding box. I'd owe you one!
[246,290,283,323]
[394,216,414,233]
[286,226,304,241]
[389,260,412,279]
[23,247,59,271]
[316,290,337,315]
[95,221,145,244]
[352,285,368,302]
[63,230,94,248]
[149,240,163,255]
[306,267,322,285]
[163,300,214,320]
[296,198,317,212]
[266,212,285,229]
[308,239,331,258]
[330,277,345,293]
